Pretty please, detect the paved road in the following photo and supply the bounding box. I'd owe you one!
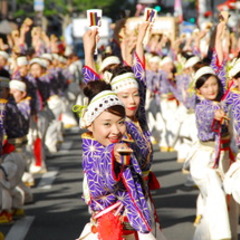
[1,127,239,240]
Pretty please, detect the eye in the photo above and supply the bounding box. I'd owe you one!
[121,95,128,98]
[103,122,111,126]
[118,120,125,125]
[134,93,140,97]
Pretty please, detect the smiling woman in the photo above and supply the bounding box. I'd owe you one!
[75,80,157,240]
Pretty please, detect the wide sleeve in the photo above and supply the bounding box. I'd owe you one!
[210,50,227,93]
[82,140,122,200]
[195,101,220,141]
[82,65,101,84]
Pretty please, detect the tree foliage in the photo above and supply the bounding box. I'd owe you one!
[14,0,131,19]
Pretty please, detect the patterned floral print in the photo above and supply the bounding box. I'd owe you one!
[17,97,31,135]
[82,52,153,171]
[225,89,240,147]
[195,99,222,141]
[81,133,152,233]
[0,99,7,154]
[195,50,228,142]
[4,97,25,139]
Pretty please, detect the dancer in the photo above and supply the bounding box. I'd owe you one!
[76,80,156,240]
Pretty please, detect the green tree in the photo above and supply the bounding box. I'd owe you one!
[14,0,131,19]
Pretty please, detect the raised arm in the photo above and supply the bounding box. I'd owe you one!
[135,21,150,64]
[83,28,98,72]
[215,21,226,66]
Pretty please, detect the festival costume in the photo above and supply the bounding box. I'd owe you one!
[81,53,166,239]
[145,70,168,149]
[190,52,237,240]
[79,132,153,239]
[75,89,157,240]
[168,72,198,161]
[0,98,26,221]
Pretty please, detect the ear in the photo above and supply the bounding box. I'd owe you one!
[87,123,93,132]
[22,91,27,98]
[196,89,201,95]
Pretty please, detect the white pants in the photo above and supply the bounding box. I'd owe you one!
[0,152,26,210]
[190,143,233,240]
[160,98,179,148]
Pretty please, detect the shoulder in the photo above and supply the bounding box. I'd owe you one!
[0,99,8,104]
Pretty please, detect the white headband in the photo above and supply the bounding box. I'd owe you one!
[99,56,121,72]
[17,56,28,66]
[73,90,124,128]
[111,72,138,93]
[0,77,9,88]
[58,56,67,63]
[30,58,47,68]
[0,51,9,60]
[160,56,172,66]
[9,79,26,92]
[41,53,53,62]
[52,53,60,60]
[229,60,240,78]
[184,56,201,69]
[149,56,161,63]
[193,66,216,86]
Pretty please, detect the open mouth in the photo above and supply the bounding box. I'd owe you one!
[108,137,121,143]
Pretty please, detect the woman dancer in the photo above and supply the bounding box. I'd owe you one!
[190,21,238,239]
[80,23,166,239]
[76,80,156,240]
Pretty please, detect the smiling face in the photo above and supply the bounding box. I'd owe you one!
[197,76,219,100]
[117,88,140,119]
[88,110,126,146]
[30,63,44,78]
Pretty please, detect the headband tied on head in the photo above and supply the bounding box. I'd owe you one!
[184,56,201,69]
[9,80,26,92]
[193,66,216,87]
[111,72,138,93]
[72,90,124,128]
[99,56,121,72]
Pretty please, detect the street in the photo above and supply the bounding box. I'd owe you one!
[1,127,239,240]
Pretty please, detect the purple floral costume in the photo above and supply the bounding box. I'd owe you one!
[17,97,31,136]
[82,53,153,173]
[195,50,230,166]
[0,99,7,154]
[225,88,240,147]
[82,132,152,233]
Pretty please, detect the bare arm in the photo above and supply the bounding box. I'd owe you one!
[83,28,98,71]
[136,21,150,63]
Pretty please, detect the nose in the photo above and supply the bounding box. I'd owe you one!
[129,95,136,105]
[111,124,120,135]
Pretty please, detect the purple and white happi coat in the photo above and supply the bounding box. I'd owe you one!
[82,52,153,172]
[224,88,240,148]
[82,133,152,233]
[4,97,26,139]
[0,99,7,154]
[195,50,228,142]
[17,97,31,136]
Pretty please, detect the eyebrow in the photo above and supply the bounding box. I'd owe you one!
[101,118,125,122]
